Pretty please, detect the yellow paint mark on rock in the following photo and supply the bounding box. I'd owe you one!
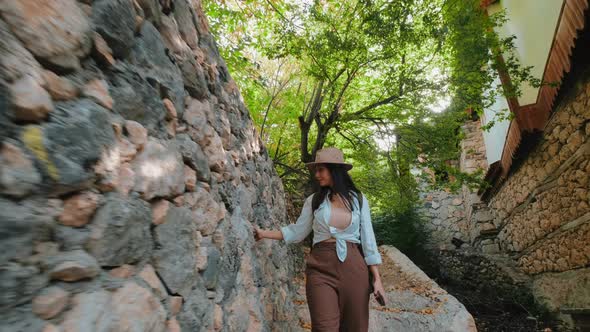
[22,125,59,180]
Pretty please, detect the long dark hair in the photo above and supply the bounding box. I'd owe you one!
[311,163,362,213]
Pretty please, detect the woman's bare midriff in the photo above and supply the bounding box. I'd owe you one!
[320,238,337,243]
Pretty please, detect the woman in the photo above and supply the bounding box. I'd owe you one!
[253,147,385,331]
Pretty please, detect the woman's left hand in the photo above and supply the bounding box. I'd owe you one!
[372,278,385,299]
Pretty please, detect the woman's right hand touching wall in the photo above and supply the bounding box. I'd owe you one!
[253,225,265,241]
[253,225,284,242]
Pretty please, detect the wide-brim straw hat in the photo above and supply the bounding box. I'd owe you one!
[305,147,353,171]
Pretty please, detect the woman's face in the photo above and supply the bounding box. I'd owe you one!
[314,164,333,187]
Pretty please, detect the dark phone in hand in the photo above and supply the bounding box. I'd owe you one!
[375,291,386,306]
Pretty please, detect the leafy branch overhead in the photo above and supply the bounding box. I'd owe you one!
[204,0,538,207]
[264,1,450,164]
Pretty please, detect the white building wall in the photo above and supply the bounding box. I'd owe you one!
[481,75,511,165]
[488,0,564,106]
[481,0,564,166]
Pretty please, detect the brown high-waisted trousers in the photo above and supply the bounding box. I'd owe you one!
[305,241,370,332]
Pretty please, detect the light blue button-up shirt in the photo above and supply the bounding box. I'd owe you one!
[280,190,382,265]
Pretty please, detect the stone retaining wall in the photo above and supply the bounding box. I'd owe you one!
[420,119,494,253]
[419,69,590,327]
[0,1,301,331]
[491,78,590,273]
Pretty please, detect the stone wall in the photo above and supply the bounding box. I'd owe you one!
[0,1,301,331]
[420,119,494,253]
[488,72,590,325]
[423,73,589,262]
[420,189,468,250]
[490,78,590,274]
[460,120,488,174]
[419,67,590,327]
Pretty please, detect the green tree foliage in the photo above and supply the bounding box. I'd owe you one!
[442,0,541,131]
[266,0,448,165]
[373,208,429,262]
[204,0,538,249]
[205,0,471,198]
[204,0,310,193]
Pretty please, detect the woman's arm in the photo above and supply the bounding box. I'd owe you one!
[369,265,381,281]
[359,195,386,300]
[359,195,383,265]
[254,195,314,243]
[255,229,284,241]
